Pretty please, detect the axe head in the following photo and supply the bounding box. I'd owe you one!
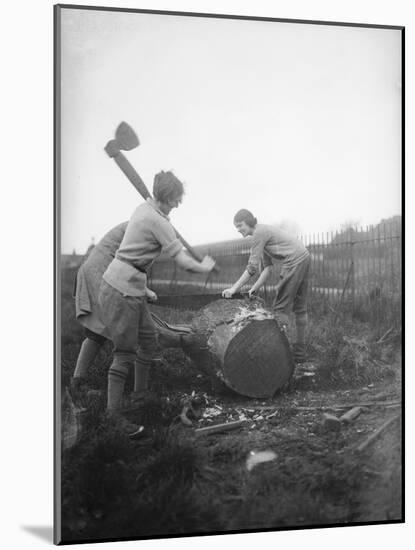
[104,121,140,158]
[115,121,140,151]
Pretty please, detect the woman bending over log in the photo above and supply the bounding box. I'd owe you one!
[222,209,310,363]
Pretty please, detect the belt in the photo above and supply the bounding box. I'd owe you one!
[116,256,147,274]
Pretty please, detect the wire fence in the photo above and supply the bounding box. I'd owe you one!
[148,220,402,326]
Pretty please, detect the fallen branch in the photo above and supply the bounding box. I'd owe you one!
[195,420,246,436]
[361,468,383,477]
[304,400,401,410]
[369,359,389,369]
[376,327,394,344]
[259,400,401,413]
[355,413,401,453]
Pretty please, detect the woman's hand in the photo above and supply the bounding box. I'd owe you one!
[201,255,216,272]
[145,288,158,302]
[222,287,236,299]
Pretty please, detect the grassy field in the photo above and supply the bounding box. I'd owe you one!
[59,266,402,543]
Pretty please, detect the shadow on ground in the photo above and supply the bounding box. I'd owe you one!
[21,525,53,543]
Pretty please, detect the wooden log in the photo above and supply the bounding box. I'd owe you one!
[339,406,363,423]
[184,298,294,398]
[321,413,341,431]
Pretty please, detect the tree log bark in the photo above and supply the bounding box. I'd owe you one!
[184,298,294,398]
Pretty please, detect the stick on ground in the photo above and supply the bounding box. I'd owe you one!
[355,413,401,453]
[195,420,246,436]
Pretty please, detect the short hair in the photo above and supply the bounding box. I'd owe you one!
[153,171,185,203]
[233,209,257,228]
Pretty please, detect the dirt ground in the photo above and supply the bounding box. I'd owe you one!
[61,333,402,543]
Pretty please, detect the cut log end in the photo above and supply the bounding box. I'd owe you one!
[223,319,294,397]
[186,299,294,398]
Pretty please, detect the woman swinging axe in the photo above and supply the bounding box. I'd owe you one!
[98,171,216,437]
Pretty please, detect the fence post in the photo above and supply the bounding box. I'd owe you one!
[351,239,355,316]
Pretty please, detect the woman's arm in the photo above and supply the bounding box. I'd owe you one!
[222,270,252,298]
[174,249,215,273]
[248,265,272,296]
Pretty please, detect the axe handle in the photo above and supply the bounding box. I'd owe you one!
[109,150,218,272]
[174,230,203,263]
[174,227,219,274]
[111,151,152,200]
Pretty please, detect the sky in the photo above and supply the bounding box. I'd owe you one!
[59,8,402,254]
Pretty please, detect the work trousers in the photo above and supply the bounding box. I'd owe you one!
[273,255,311,343]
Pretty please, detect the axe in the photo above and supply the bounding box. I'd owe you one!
[105,122,218,272]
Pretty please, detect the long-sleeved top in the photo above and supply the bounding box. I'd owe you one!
[246,223,309,275]
[103,199,182,296]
